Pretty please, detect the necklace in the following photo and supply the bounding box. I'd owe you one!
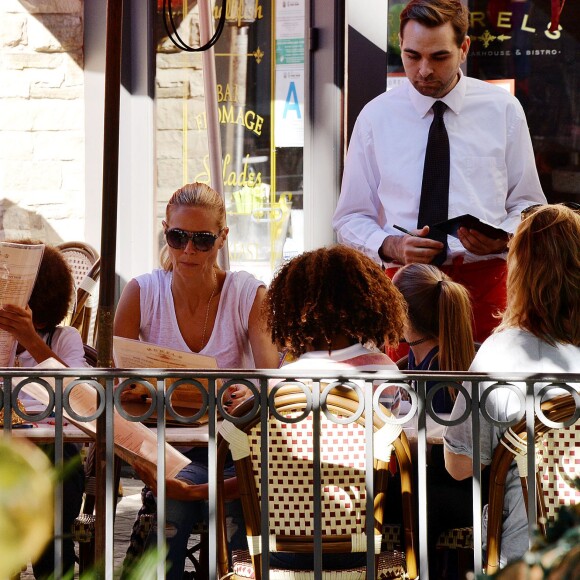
[200,270,218,351]
[407,336,430,347]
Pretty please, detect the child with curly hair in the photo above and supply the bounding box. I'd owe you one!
[264,244,406,375]
[0,240,87,579]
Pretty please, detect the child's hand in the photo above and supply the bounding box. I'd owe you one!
[0,305,38,348]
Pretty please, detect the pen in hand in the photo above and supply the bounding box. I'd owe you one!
[393,224,420,237]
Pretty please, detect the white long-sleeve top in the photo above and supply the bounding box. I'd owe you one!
[333,73,546,266]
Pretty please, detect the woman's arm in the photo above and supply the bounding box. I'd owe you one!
[247,285,280,369]
[133,459,239,502]
[222,286,279,410]
[113,279,142,339]
[444,448,474,480]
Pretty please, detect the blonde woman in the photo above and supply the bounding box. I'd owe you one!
[115,182,280,579]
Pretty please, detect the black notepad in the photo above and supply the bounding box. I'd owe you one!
[432,214,510,241]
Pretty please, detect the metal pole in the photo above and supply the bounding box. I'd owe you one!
[95,0,123,575]
[199,0,229,270]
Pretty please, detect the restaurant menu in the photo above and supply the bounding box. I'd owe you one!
[0,242,45,367]
[113,336,218,423]
[17,358,190,479]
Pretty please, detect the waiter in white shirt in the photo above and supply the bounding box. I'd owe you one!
[333,0,546,346]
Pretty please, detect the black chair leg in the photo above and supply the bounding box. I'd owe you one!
[185,530,209,579]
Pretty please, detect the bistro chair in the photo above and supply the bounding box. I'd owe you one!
[57,241,100,346]
[123,511,210,579]
[485,394,580,575]
[216,382,418,579]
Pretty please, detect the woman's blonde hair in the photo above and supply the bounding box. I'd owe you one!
[159,182,226,271]
[393,263,475,372]
[498,204,580,346]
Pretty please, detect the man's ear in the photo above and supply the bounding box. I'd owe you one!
[460,35,470,62]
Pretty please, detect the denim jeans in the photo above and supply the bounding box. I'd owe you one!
[146,447,245,580]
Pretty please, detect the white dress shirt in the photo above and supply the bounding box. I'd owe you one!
[333,73,546,265]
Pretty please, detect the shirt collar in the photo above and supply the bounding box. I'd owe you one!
[407,69,466,118]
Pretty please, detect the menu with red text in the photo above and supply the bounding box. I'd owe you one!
[113,337,217,422]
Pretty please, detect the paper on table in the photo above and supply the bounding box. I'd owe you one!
[17,358,190,479]
[113,337,218,423]
[0,242,45,367]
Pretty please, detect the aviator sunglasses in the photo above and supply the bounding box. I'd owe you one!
[165,227,223,251]
[521,201,580,220]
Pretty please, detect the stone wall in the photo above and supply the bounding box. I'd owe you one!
[155,6,207,215]
[0,0,85,244]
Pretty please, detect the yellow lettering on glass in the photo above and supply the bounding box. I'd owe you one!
[470,12,486,28]
[521,14,536,33]
[217,83,240,103]
[191,107,264,136]
[497,12,511,28]
[213,0,264,26]
[193,154,262,188]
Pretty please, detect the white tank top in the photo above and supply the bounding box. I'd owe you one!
[136,269,262,369]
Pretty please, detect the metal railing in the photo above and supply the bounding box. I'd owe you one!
[2,367,579,579]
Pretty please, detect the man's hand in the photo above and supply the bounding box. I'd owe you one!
[457,227,508,255]
[381,226,445,264]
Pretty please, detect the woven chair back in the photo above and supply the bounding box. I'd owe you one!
[217,384,418,579]
[485,394,580,574]
[57,242,100,345]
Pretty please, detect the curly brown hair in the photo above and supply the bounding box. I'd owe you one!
[11,239,74,331]
[263,245,407,357]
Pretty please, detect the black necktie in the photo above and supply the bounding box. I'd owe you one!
[417,100,449,266]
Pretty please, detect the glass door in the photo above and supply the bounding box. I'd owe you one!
[153,0,306,284]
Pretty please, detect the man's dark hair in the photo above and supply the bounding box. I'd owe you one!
[400,0,469,47]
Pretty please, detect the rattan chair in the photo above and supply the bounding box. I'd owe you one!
[57,241,100,346]
[216,383,418,579]
[485,394,580,575]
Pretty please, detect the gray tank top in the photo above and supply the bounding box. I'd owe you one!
[136,269,262,369]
